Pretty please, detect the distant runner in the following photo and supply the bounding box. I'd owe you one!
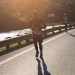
[63,13,68,32]
[30,10,46,58]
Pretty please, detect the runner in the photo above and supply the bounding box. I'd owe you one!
[30,10,46,58]
[63,13,68,32]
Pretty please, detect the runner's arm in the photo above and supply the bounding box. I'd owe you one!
[40,19,46,29]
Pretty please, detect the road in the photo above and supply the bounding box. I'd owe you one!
[0,29,75,75]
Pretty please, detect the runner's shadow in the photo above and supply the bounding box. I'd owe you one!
[36,58,43,75]
[67,32,75,38]
[36,57,51,75]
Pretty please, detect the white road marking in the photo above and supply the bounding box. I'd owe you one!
[0,29,75,65]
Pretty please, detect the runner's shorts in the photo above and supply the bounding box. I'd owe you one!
[32,37,43,43]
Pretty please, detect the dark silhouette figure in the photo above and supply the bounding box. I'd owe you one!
[30,10,46,58]
[69,34,75,37]
[67,32,75,38]
[36,57,51,75]
[63,14,68,32]
[36,58,43,75]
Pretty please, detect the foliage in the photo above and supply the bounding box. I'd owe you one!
[0,0,48,22]
[0,0,75,23]
[39,0,75,22]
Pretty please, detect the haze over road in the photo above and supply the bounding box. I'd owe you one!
[0,29,75,75]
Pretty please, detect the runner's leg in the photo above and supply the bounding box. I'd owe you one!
[39,42,43,54]
[34,42,38,52]
[34,42,39,57]
[65,23,67,31]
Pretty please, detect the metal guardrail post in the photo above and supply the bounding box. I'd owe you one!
[59,26,61,32]
[69,24,71,29]
[74,24,75,28]
[43,32,47,37]
[6,45,9,50]
[52,26,54,35]
[18,41,21,46]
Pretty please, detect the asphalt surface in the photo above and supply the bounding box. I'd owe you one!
[0,29,75,75]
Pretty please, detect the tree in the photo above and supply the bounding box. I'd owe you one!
[0,0,48,22]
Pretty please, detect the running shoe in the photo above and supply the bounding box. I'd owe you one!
[35,51,39,57]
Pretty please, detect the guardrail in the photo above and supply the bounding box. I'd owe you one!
[0,24,75,55]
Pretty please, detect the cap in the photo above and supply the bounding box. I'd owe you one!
[33,10,38,14]
[64,13,66,15]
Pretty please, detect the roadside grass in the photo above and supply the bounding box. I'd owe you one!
[0,46,6,52]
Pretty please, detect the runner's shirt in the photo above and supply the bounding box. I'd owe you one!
[30,18,43,38]
[63,16,67,23]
